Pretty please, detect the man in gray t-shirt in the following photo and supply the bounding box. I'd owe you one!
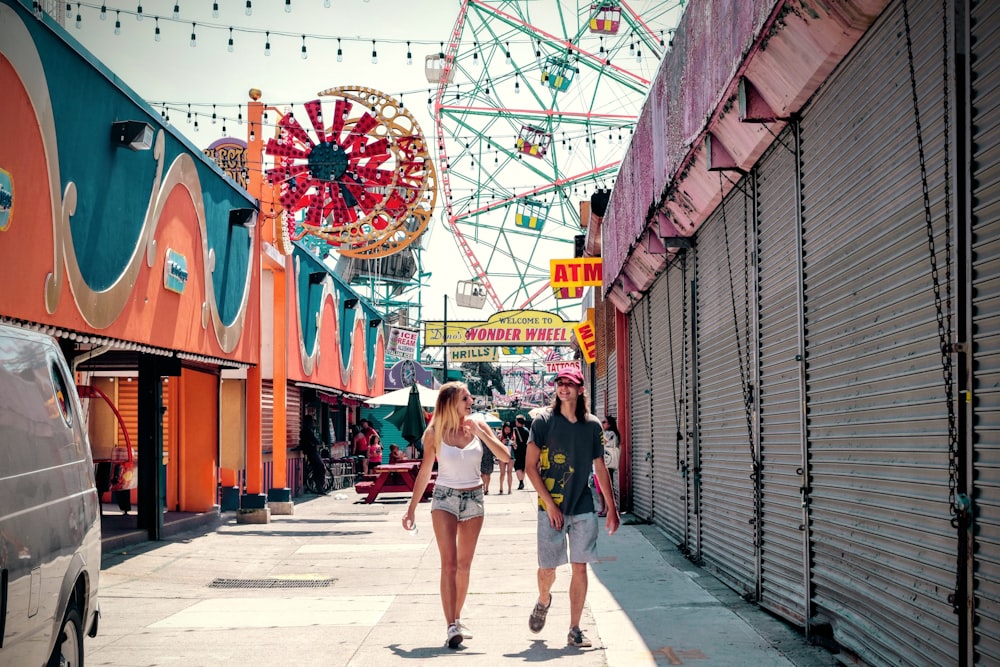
[529,409,602,515]
[524,367,619,648]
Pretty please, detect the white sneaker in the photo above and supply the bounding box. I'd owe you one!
[456,619,473,640]
[446,623,463,648]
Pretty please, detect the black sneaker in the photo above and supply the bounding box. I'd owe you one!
[518,480,525,490]
[567,626,592,647]
[528,597,551,633]
[446,623,463,648]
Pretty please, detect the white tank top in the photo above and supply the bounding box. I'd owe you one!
[435,436,484,489]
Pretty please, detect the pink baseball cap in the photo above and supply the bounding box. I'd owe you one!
[554,367,584,386]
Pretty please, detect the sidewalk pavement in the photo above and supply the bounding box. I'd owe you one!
[88,476,839,667]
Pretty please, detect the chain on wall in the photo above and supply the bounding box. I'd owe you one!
[902,0,963,613]
[720,172,762,555]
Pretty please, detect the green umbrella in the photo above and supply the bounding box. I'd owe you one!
[386,384,427,445]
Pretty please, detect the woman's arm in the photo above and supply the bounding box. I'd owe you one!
[402,429,438,530]
[467,418,511,462]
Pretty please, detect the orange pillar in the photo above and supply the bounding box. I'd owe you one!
[268,263,289,499]
[241,92,267,507]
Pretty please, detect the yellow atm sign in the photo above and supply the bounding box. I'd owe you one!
[550,257,602,288]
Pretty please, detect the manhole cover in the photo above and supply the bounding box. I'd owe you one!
[208,577,334,589]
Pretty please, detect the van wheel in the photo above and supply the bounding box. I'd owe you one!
[47,605,83,667]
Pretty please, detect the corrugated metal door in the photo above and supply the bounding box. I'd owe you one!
[261,379,274,454]
[649,256,691,545]
[606,298,619,421]
[648,271,671,528]
[799,1,957,663]
[629,298,654,519]
[755,127,808,623]
[970,0,1000,662]
[694,175,756,594]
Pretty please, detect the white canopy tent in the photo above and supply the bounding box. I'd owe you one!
[365,384,440,408]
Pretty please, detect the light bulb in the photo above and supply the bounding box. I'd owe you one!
[171,2,179,19]
[264,32,270,56]
[284,0,291,12]
[227,31,234,52]
[114,16,120,34]
[301,36,308,59]
[190,23,196,47]
[154,18,160,41]
[323,0,330,6]
[99,4,106,19]
[136,3,143,21]
[211,1,218,18]
[75,12,81,28]
[245,0,252,16]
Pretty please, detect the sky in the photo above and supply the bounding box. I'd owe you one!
[63,0,684,372]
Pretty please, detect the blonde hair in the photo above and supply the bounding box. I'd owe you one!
[424,381,469,451]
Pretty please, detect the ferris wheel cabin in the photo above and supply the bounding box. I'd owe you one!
[541,57,576,92]
[425,53,455,84]
[514,198,549,231]
[589,2,622,35]
[516,125,552,158]
[456,280,488,309]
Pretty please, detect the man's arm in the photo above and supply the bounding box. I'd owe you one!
[592,458,620,535]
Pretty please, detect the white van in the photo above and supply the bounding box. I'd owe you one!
[0,324,101,665]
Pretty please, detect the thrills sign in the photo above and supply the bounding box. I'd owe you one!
[550,258,602,288]
[424,310,575,348]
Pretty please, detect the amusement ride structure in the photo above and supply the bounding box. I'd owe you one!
[431,0,684,318]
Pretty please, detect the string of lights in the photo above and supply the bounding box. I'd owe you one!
[157,98,635,142]
[66,1,543,56]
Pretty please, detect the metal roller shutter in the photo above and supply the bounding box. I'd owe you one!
[694,175,756,594]
[799,1,957,663]
[755,127,808,623]
[970,0,1000,661]
[649,257,692,545]
[648,271,672,528]
[286,383,301,453]
[262,379,274,455]
[629,299,654,519]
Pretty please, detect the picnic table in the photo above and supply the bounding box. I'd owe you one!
[355,462,434,504]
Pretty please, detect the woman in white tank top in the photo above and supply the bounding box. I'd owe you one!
[402,381,511,648]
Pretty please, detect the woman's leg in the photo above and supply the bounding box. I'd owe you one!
[431,509,460,624]
[453,515,485,621]
[481,472,490,494]
[505,461,513,493]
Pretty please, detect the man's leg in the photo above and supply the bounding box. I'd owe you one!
[537,566,556,606]
[568,562,588,629]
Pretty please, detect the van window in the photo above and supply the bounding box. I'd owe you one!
[49,357,74,428]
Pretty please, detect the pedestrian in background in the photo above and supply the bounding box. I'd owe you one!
[351,424,369,477]
[513,414,530,490]
[401,381,511,648]
[601,415,621,513]
[480,433,496,494]
[497,421,515,494]
[298,414,328,495]
[367,427,383,474]
[524,367,619,648]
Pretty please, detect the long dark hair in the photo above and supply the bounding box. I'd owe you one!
[550,388,589,422]
[604,415,620,440]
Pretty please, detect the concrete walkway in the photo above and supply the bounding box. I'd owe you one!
[88,478,839,666]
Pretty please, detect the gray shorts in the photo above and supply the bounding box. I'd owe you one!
[431,485,485,522]
[536,511,599,568]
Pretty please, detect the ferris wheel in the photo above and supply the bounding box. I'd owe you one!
[433,0,685,317]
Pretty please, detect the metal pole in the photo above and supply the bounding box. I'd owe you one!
[443,294,448,382]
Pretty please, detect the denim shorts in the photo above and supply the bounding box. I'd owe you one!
[537,511,599,568]
[431,485,485,522]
